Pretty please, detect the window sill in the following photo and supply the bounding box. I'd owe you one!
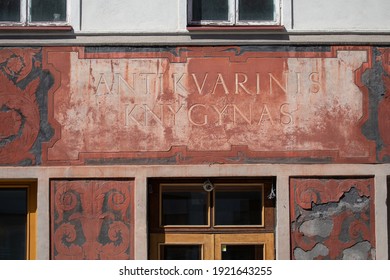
[0,26,73,32]
[187,25,285,32]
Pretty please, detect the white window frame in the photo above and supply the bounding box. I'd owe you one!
[0,0,70,27]
[188,0,281,26]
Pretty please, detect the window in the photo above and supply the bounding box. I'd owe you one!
[0,181,37,260]
[160,183,264,227]
[161,185,209,226]
[188,0,280,26]
[0,0,68,26]
[148,178,276,260]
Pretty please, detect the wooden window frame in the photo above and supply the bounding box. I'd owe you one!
[214,233,274,260]
[150,233,275,260]
[159,243,203,260]
[187,0,281,26]
[0,180,37,260]
[159,182,265,229]
[149,178,276,260]
[212,183,265,228]
[151,233,213,260]
[0,0,70,27]
[159,183,211,228]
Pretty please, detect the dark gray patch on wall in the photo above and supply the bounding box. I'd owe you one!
[19,50,54,165]
[361,48,386,162]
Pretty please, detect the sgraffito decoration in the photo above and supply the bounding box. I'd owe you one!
[2,46,390,165]
[41,46,377,165]
[290,178,375,260]
[368,48,390,162]
[0,48,41,165]
[51,179,134,260]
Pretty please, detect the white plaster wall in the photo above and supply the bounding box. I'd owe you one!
[292,0,390,31]
[76,0,390,33]
[69,0,81,32]
[80,0,182,32]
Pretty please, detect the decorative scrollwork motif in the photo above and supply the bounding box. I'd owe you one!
[51,180,134,259]
[0,48,41,165]
[291,178,375,260]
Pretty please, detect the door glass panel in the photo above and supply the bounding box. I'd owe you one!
[215,188,263,225]
[0,188,27,260]
[161,245,201,260]
[30,0,67,22]
[192,0,229,21]
[239,0,274,21]
[162,187,208,226]
[0,0,20,22]
[221,244,264,260]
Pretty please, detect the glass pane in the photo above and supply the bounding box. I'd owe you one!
[221,244,264,260]
[161,245,201,260]
[30,0,67,22]
[192,0,229,21]
[162,189,208,226]
[215,189,262,225]
[239,0,274,21]
[0,0,20,22]
[0,188,27,260]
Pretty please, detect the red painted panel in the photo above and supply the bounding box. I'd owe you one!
[0,48,41,165]
[50,179,134,260]
[40,46,376,165]
[290,178,375,260]
[377,48,390,160]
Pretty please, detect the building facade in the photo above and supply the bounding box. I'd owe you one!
[0,0,390,260]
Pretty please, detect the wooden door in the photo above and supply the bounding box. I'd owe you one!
[148,178,276,260]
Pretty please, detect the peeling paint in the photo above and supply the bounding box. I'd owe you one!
[290,178,375,260]
[1,46,390,165]
[0,48,53,166]
[41,46,375,165]
[294,243,329,260]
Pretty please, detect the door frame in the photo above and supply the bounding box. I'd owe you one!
[0,180,37,260]
[148,177,276,260]
[150,232,275,260]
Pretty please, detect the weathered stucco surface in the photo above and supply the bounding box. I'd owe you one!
[51,179,134,260]
[290,178,376,260]
[43,47,376,164]
[2,46,390,165]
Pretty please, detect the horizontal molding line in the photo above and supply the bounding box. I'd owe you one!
[2,31,390,43]
[1,163,390,177]
[3,38,390,46]
[3,29,390,35]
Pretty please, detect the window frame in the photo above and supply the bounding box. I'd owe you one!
[159,243,203,260]
[0,180,37,260]
[159,183,265,229]
[0,0,70,27]
[159,184,211,228]
[212,183,265,228]
[187,0,281,26]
